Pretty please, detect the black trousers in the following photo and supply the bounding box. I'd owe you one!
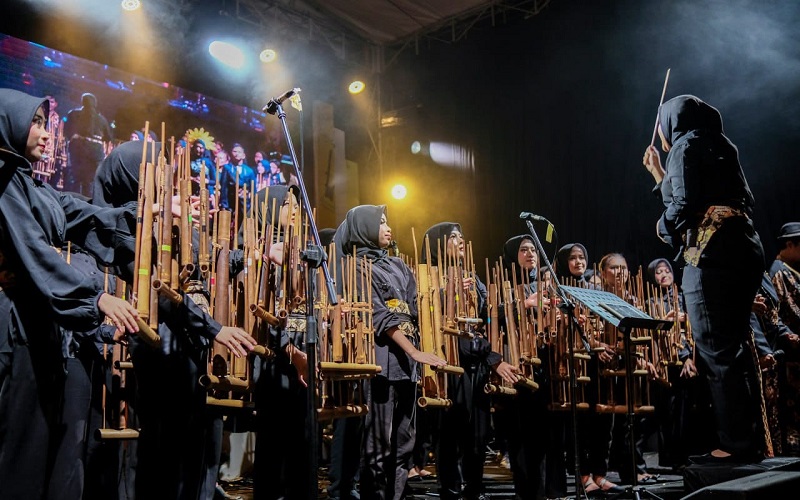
[507,389,548,500]
[253,353,309,500]
[132,343,210,500]
[436,368,491,500]
[360,377,416,500]
[682,218,764,456]
[328,410,363,500]
[0,342,64,500]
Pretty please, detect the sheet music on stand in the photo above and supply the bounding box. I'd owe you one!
[560,285,672,331]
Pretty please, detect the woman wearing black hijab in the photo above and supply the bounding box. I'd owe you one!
[337,205,446,500]
[249,184,316,500]
[92,139,256,500]
[552,243,623,495]
[0,89,141,499]
[645,257,709,469]
[644,95,765,463]
[496,235,555,499]
[425,223,516,500]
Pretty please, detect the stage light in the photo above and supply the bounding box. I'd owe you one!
[209,41,246,69]
[411,141,421,154]
[259,49,277,63]
[391,184,407,200]
[121,0,141,11]
[348,80,365,94]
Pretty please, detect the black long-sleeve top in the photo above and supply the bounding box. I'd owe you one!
[654,96,755,250]
[369,256,420,381]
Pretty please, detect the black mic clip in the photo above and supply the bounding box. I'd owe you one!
[519,211,548,222]
[263,87,301,115]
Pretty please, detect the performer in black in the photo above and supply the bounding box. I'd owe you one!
[64,92,112,195]
[0,88,140,500]
[643,94,765,463]
[337,205,446,500]
[426,222,518,500]
[92,140,257,500]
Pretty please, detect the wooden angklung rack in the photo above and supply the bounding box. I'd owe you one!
[315,242,381,420]
[484,260,516,396]
[538,275,591,410]
[413,231,465,408]
[644,279,693,387]
[97,273,139,440]
[560,282,671,414]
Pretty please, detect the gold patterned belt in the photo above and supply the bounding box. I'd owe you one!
[683,205,748,266]
[287,316,307,332]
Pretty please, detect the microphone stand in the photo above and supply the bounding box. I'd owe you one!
[265,96,338,500]
[522,216,591,499]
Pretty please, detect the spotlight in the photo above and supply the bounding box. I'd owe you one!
[391,184,407,200]
[121,0,141,11]
[348,80,365,94]
[410,141,429,156]
[259,49,277,63]
[209,41,246,70]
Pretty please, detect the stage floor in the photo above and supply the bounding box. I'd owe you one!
[219,451,686,500]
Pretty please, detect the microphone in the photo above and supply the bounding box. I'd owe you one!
[262,87,301,114]
[519,211,548,222]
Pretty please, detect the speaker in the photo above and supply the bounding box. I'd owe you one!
[682,471,800,499]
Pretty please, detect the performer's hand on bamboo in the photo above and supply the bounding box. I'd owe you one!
[286,343,309,387]
[214,326,256,358]
[642,145,665,183]
[524,292,551,311]
[643,360,659,380]
[493,361,520,385]
[98,293,140,333]
[597,344,615,364]
[664,309,686,323]
[411,349,448,369]
[680,358,697,379]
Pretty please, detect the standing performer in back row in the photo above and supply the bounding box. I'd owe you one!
[336,205,447,500]
[643,94,765,463]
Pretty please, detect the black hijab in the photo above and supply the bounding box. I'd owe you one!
[341,205,387,262]
[502,234,538,282]
[646,258,673,286]
[421,221,461,266]
[659,94,723,146]
[252,185,298,227]
[91,140,161,207]
[554,243,589,281]
[319,228,336,248]
[0,88,48,172]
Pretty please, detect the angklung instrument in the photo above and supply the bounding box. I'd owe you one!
[315,242,381,420]
[413,230,465,409]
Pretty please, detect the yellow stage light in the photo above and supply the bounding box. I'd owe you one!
[348,80,365,94]
[391,184,407,200]
[260,49,277,63]
[121,0,141,11]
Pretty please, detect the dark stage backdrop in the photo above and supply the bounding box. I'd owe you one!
[373,0,800,274]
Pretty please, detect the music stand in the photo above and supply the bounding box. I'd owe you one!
[561,286,672,500]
